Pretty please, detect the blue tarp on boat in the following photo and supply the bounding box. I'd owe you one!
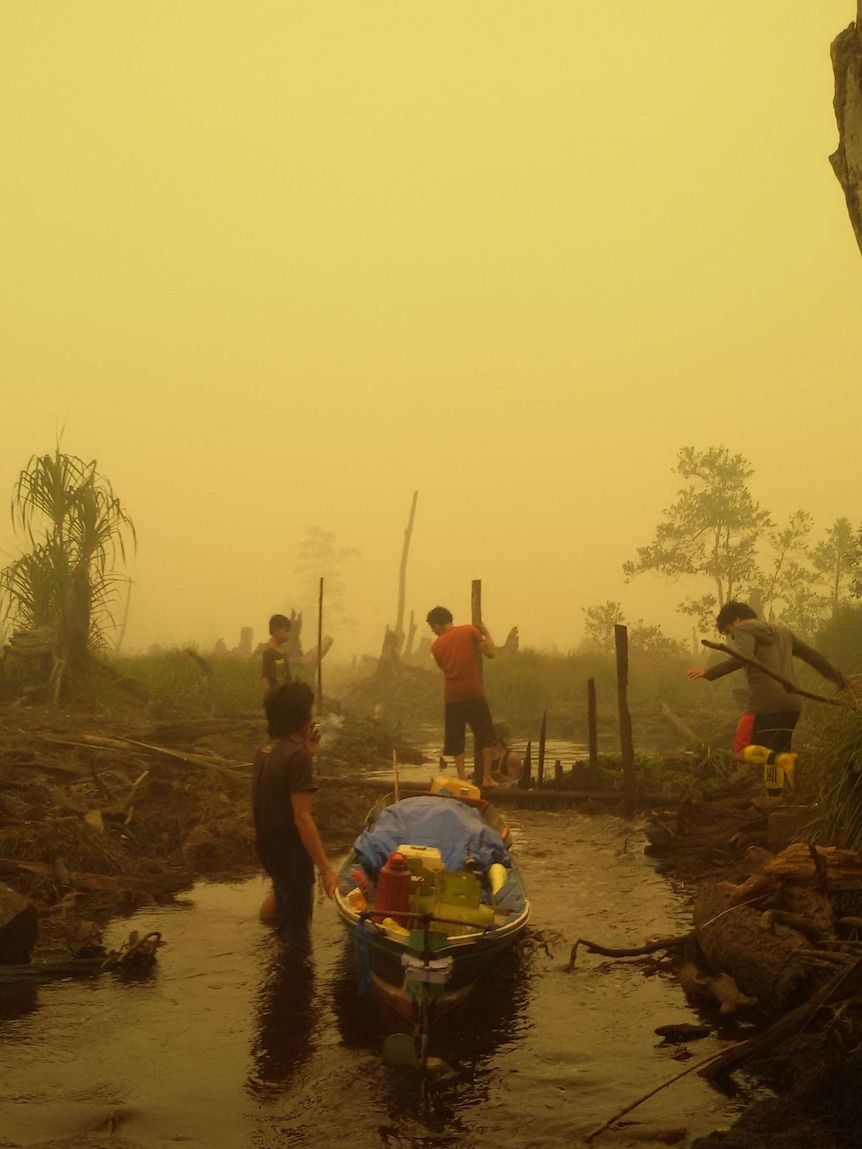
[354,796,510,875]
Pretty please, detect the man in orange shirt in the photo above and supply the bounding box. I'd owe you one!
[426,606,498,788]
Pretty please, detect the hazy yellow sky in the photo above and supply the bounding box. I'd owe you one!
[2,3,860,658]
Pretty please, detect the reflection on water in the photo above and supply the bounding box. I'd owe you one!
[0,817,752,1149]
[0,979,40,1025]
[247,937,319,1095]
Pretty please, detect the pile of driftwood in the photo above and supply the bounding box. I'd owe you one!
[572,840,862,1142]
[643,775,770,868]
[693,842,862,1014]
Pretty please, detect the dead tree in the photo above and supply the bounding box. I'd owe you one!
[831,6,862,255]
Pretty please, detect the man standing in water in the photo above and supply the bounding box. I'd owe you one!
[261,613,292,701]
[688,601,848,791]
[426,606,498,789]
[253,681,338,936]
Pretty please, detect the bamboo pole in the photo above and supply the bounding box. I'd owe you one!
[615,624,636,816]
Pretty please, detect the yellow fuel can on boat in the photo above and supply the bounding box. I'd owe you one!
[430,775,481,803]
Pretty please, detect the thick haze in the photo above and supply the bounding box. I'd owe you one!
[2,3,860,659]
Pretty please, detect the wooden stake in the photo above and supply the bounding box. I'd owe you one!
[518,740,532,789]
[317,577,324,714]
[393,748,400,804]
[537,709,547,787]
[615,624,636,816]
[394,490,418,651]
[587,677,598,790]
[471,579,483,786]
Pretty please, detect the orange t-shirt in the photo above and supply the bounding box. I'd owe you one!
[431,625,484,702]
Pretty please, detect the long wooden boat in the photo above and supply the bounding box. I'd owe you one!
[334,776,530,1055]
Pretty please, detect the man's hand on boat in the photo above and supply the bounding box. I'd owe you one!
[320,865,339,899]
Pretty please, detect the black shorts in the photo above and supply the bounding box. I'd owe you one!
[443,697,495,756]
[752,711,799,755]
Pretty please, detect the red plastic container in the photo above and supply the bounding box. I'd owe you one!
[373,851,411,926]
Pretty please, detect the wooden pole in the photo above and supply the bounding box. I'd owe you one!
[518,740,533,789]
[471,579,483,786]
[392,748,400,804]
[394,490,418,651]
[537,709,547,788]
[317,577,324,713]
[554,759,563,788]
[587,677,598,790]
[615,624,636,816]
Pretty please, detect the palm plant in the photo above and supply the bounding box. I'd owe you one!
[0,450,135,681]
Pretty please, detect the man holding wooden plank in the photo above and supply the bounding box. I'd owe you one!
[688,601,849,794]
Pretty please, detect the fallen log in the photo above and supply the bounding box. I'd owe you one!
[0,857,161,891]
[700,955,862,1081]
[694,881,813,1012]
[659,702,709,751]
[0,930,163,983]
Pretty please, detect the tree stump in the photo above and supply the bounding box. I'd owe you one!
[693,880,814,1013]
[0,884,38,965]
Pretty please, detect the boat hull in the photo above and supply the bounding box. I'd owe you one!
[335,790,530,1029]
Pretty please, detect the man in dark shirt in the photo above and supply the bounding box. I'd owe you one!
[261,614,292,701]
[688,601,848,791]
[253,681,338,936]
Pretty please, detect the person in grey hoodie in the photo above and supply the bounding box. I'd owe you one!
[688,601,848,787]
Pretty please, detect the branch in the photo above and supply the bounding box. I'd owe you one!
[701,640,857,710]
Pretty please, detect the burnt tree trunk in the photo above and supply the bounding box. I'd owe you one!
[831,7,862,255]
[693,881,815,1013]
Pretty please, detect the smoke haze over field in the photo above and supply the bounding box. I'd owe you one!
[2,3,860,659]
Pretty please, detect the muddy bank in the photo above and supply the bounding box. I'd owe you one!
[2,698,860,1149]
[0,704,388,961]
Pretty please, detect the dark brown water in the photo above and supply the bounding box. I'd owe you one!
[0,811,751,1148]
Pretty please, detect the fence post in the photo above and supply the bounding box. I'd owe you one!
[518,740,533,789]
[587,677,598,790]
[614,625,636,816]
[537,709,547,788]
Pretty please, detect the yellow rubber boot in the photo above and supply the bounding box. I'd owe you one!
[775,753,798,792]
[742,744,773,767]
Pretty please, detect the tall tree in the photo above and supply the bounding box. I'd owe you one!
[749,510,819,631]
[580,602,685,657]
[293,527,359,621]
[811,517,860,618]
[0,450,135,672]
[623,446,771,630]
